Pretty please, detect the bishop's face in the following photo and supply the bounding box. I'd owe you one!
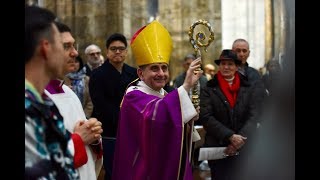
[138,63,169,92]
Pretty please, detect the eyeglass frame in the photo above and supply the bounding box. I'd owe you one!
[63,42,77,52]
[108,46,127,53]
[88,51,101,56]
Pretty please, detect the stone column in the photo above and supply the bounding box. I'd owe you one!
[222,0,265,70]
[158,0,222,80]
[265,0,273,65]
[126,0,148,67]
[37,0,222,71]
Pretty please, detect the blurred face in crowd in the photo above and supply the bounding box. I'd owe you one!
[86,47,101,67]
[44,24,65,79]
[183,58,193,72]
[232,41,250,64]
[204,64,215,76]
[60,31,78,78]
[218,60,238,79]
[268,61,281,74]
[106,40,127,66]
[99,54,105,65]
[72,60,80,72]
[138,63,169,92]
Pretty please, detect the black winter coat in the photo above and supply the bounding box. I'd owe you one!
[89,61,138,137]
[199,73,261,147]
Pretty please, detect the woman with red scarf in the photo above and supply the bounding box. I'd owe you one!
[199,49,261,180]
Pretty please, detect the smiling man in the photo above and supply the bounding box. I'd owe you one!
[112,20,202,180]
[45,22,103,180]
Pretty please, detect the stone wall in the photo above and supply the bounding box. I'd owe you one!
[158,0,222,80]
[26,0,289,78]
[31,0,222,80]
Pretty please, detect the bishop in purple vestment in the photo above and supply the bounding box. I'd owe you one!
[112,20,203,180]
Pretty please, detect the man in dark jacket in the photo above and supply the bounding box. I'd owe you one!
[173,53,208,90]
[89,33,138,180]
[262,59,282,96]
[84,44,102,76]
[232,38,261,84]
[232,38,266,123]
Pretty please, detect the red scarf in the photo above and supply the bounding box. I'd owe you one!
[217,71,240,108]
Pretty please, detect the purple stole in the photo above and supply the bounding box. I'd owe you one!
[112,89,193,180]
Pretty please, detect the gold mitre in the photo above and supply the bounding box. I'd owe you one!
[130,20,173,66]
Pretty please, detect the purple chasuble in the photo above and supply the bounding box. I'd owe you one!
[112,89,193,180]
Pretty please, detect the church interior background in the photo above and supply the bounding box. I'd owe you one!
[25,0,295,179]
[25,0,292,82]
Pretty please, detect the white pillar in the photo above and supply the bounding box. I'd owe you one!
[222,0,265,70]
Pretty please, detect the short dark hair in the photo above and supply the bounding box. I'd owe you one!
[54,21,71,33]
[25,5,57,64]
[184,54,196,61]
[106,33,127,48]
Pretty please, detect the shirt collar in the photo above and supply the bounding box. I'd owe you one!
[45,79,65,94]
[25,79,44,103]
[138,81,165,96]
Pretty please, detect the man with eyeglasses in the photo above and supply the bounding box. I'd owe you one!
[84,44,103,76]
[89,33,138,180]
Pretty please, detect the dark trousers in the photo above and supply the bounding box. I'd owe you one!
[192,145,201,169]
[208,155,239,180]
[102,137,116,180]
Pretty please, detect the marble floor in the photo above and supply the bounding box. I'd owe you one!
[97,166,211,180]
